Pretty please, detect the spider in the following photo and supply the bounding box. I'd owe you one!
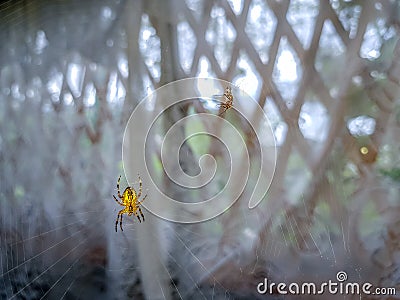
[113,175,147,232]
[216,86,234,116]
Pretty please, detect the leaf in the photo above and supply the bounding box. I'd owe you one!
[380,168,400,182]
[184,116,210,158]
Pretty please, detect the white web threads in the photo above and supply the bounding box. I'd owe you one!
[121,78,276,298]
[122,77,277,223]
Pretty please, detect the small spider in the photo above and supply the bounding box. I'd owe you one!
[216,86,234,116]
[113,175,147,232]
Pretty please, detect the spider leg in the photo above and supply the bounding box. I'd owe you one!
[138,206,145,222]
[220,102,229,109]
[135,212,142,223]
[115,209,124,232]
[115,214,120,232]
[113,195,124,206]
[137,194,147,205]
[218,108,227,117]
[137,174,142,198]
[117,175,123,199]
[224,93,233,103]
[120,214,123,231]
[213,93,225,99]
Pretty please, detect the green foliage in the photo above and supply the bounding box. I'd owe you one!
[380,168,400,182]
[184,110,211,158]
[315,201,330,221]
[14,185,25,199]
[152,153,163,174]
[360,201,382,237]
[345,85,377,118]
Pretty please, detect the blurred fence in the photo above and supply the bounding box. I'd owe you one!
[1,0,400,299]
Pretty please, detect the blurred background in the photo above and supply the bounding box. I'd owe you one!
[1,0,400,299]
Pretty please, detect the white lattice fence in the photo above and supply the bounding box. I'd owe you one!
[145,0,400,297]
[1,0,400,299]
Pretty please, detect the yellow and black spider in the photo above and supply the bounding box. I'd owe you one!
[216,86,234,116]
[113,175,147,232]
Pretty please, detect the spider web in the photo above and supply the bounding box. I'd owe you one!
[1,0,400,299]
